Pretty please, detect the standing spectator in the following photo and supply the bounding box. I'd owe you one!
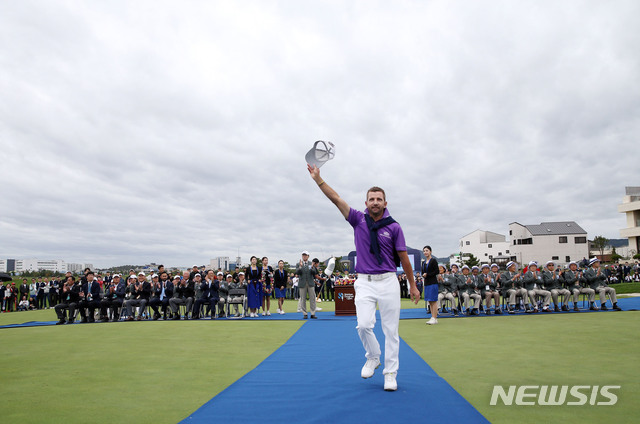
[39,280,48,309]
[245,256,262,317]
[421,246,439,325]
[292,275,299,300]
[273,260,288,315]
[29,279,38,305]
[295,251,318,319]
[398,274,408,299]
[261,257,273,316]
[0,283,6,312]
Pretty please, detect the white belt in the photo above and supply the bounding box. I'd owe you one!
[359,272,396,282]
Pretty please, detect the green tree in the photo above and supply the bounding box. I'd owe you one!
[592,235,609,258]
[633,253,640,260]
[611,247,622,262]
[463,253,480,267]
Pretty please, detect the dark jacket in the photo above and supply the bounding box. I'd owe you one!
[421,257,439,286]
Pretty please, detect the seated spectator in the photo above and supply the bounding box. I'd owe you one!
[500,261,524,314]
[562,261,594,311]
[79,271,101,323]
[192,272,218,320]
[217,272,230,318]
[584,258,621,311]
[543,261,571,312]
[523,261,551,313]
[481,264,502,314]
[124,272,151,321]
[54,276,81,324]
[170,273,194,320]
[149,271,173,320]
[458,265,481,315]
[99,274,126,321]
[437,265,456,315]
[18,295,30,311]
[228,272,247,317]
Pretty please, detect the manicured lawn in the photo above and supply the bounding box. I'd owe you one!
[0,320,303,424]
[400,311,640,424]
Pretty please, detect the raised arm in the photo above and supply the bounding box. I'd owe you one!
[307,164,350,219]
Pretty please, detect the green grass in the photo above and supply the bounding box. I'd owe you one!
[2,299,638,423]
[0,321,302,424]
[400,312,640,424]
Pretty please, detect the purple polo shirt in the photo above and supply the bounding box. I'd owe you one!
[347,207,407,274]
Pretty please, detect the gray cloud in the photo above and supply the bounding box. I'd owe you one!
[1,0,638,267]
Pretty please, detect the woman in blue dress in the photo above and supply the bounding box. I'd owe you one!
[245,256,262,317]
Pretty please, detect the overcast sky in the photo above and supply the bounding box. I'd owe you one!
[1,0,638,268]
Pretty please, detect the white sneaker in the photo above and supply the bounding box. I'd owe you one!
[276,308,281,313]
[297,307,301,312]
[280,310,285,315]
[384,373,397,391]
[316,307,322,311]
[427,317,438,325]
[361,358,381,379]
[266,311,271,316]
[317,299,322,303]
[262,311,266,316]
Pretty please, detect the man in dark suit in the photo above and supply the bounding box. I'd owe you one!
[99,274,126,321]
[170,274,194,320]
[55,276,81,324]
[149,271,174,320]
[124,272,151,321]
[79,271,101,323]
[192,272,219,319]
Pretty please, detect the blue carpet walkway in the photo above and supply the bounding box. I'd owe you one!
[180,319,488,424]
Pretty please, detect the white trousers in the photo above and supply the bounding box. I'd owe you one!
[354,272,400,375]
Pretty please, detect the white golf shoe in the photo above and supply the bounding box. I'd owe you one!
[384,373,397,391]
[426,317,438,325]
[361,358,381,379]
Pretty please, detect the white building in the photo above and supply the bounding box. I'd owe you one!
[509,221,589,266]
[67,263,94,273]
[210,256,231,271]
[0,260,6,273]
[459,230,511,265]
[15,259,68,273]
[618,186,640,256]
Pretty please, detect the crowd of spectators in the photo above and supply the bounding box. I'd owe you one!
[1,260,638,319]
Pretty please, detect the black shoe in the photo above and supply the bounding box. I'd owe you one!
[525,307,533,314]
[56,319,66,325]
[554,306,561,312]
[613,303,622,311]
[573,305,580,312]
[542,307,551,313]
[453,309,459,317]
[303,315,308,319]
[508,308,515,314]
[589,305,598,311]
[80,318,88,323]
[310,315,317,319]
[471,309,479,316]
[600,304,608,311]
[441,307,448,314]
[172,315,181,320]
[495,308,502,315]
[561,305,569,312]
[153,313,160,320]
[485,309,491,315]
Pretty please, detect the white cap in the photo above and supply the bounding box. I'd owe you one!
[173,275,181,280]
[589,257,600,266]
[138,272,145,276]
[129,275,137,280]
[112,274,121,278]
[490,263,499,269]
[302,250,309,256]
[506,261,516,269]
[217,271,224,276]
[151,274,159,278]
[545,261,555,267]
[238,272,245,276]
[481,264,490,269]
[569,261,577,266]
[461,265,470,271]
[193,273,202,278]
[528,261,537,267]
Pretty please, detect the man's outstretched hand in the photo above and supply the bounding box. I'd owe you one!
[307,164,321,182]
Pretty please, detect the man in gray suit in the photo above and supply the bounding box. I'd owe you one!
[295,250,318,319]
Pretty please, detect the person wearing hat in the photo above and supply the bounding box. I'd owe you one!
[499,261,522,314]
[561,261,595,311]
[170,273,195,320]
[481,264,502,314]
[99,274,126,321]
[295,251,318,319]
[584,258,621,311]
[149,272,174,320]
[437,265,457,316]
[542,261,571,312]
[523,261,552,313]
[307,164,419,392]
[192,271,219,319]
[458,265,481,315]
[124,272,151,321]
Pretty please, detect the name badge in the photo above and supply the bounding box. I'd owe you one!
[485,285,490,291]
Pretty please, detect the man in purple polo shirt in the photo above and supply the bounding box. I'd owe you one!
[307,164,419,391]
